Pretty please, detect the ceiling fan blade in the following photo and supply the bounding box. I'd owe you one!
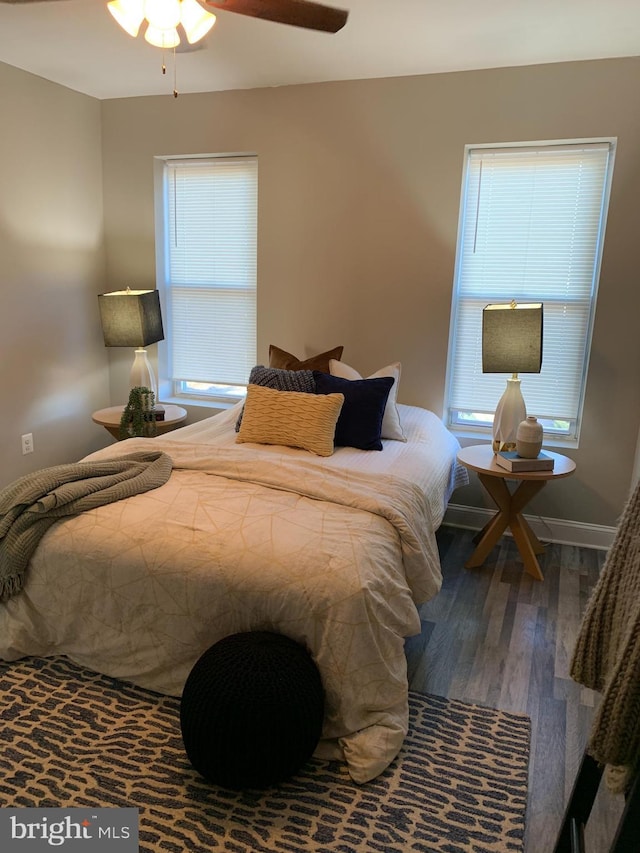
[0,0,349,33]
[205,0,348,33]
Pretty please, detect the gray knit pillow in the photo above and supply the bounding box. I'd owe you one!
[235,366,316,431]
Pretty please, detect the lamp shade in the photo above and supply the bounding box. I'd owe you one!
[107,0,145,37]
[145,25,180,47]
[98,289,164,348]
[180,0,216,43]
[482,302,543,374]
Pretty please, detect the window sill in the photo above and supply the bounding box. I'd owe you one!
[160,395,240,414]
[449,426,579,451]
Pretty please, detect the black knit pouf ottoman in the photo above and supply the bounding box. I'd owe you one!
[180,631,325,790]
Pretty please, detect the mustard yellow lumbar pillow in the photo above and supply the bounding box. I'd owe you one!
[236,383,344,457]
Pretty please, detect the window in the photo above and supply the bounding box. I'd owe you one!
[444,139,615,444]
[155,155,258,403]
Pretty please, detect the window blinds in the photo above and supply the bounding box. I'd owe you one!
[446,141,614,436]
[164,156,257,387]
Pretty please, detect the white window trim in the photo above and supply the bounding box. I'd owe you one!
[153,153,257,408]
[443,137,616,448]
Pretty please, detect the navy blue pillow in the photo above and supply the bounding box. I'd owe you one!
[313,372,394,451]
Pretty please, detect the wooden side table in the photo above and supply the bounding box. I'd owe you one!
[92,404,187,440]
[457,444,576,581]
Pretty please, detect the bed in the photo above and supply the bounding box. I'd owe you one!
[0,398,467,784]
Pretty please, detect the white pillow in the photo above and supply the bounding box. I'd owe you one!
[329,360,406,442]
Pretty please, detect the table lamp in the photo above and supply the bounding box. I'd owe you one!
[482,301,543,452]
[98,288,164,400]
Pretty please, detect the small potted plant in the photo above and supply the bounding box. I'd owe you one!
[119,386,158,439]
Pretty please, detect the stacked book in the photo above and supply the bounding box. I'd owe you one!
[495,450,554,472]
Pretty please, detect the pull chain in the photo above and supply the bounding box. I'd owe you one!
[157,33,178,97]
[173,46,178,98]
[159,44,177,97]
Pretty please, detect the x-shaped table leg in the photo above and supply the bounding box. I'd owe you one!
[466,474,548,580]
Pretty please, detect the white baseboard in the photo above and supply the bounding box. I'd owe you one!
[443,503,615,551]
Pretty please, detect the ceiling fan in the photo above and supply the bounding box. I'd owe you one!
[0,0,349,34]
[206,1,347,32]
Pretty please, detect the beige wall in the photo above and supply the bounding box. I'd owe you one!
[0,61,110,488]
[3,56,637,529]
[100,57,640,529]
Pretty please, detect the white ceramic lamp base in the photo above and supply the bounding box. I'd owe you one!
[492,377,526,452]
[130,347,157,401]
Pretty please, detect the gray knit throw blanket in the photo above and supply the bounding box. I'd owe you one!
[570,477,640,791]
[0,451,172,602]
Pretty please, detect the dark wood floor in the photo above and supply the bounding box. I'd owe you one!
[405,526,624,853]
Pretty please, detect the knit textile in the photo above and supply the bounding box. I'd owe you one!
[235,366,316,431]
[570,478,640,776]
[0,451,172,601]
[180,631,325,790]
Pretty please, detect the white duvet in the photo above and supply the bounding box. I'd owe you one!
[0,403,467,783]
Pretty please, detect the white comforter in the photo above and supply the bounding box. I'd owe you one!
[0,403,467,783]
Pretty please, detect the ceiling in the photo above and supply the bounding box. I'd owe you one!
[0,0,638,100]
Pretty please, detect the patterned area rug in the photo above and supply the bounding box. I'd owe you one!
[0,656,530,852]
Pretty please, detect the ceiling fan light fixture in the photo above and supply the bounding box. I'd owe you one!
[144,0,181,30]
[180,0,216,44]
[107,0,146,38]
[144,23,181,48]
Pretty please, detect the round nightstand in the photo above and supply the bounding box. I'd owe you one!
[92,404,187,440]
[457,444,576,581]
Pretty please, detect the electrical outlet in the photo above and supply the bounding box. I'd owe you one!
[21,433,34,455]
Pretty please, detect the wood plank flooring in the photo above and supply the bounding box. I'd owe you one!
[405,526,625,853]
